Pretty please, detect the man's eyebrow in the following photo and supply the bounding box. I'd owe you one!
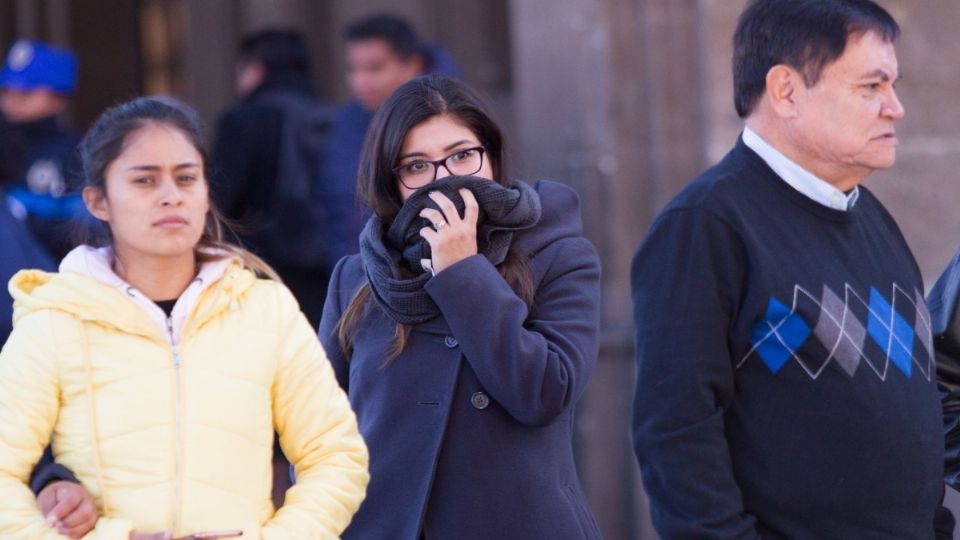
[860,69,901,82]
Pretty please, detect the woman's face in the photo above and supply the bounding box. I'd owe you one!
[395,113,494,202]
[84,122,209,263]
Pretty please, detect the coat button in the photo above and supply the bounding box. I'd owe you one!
[471,391,490,410]
[444,336,459,348]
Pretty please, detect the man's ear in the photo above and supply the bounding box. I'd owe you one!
[765,64,803,119]
[82,186,110,222]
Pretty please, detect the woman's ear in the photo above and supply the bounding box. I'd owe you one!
[82,186,110,222]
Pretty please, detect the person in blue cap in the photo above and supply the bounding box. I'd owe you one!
[0,39,86,261]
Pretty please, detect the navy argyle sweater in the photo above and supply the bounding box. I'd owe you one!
[631,137,943,539]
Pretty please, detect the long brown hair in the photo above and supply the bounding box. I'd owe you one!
[78,96,279,280]
[337,74,534,360]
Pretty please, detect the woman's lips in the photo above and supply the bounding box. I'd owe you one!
[154,216,189,228]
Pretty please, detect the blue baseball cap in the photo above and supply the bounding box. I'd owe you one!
[0,40,77,93]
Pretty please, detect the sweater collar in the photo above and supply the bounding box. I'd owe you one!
[742,126,859,211]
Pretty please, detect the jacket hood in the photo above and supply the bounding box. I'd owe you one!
[9,246,256,341]
[512,180,585,255]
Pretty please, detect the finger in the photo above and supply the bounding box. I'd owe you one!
[419,226,438,243]
[420,258,434,275]
[459,188,480,227]
[428,191,461,224]
[59,515,97,540]
[47,487,82,522]
[418,208,445,228]
[58,496,96,528]
[58,513,97,539]
[37,485,57,515]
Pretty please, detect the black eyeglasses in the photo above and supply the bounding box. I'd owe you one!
[392,146,486,189]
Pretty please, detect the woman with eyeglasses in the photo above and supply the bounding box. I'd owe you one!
[320,73,602,539]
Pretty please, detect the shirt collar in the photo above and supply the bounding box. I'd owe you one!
[742,126,859,211]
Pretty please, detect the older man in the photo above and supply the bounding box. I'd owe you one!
[631,1,946,538]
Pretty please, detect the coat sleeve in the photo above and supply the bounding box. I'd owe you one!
[263,284,369,540]
[424,235,601,427]
[631,207,760,539]
[29,446,80,494]
[0,310,133,539]
[317,256,353,392]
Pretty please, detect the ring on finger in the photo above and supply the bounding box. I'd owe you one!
[433,221,447,231]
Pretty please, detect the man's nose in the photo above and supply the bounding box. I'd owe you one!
[883,88,905,120]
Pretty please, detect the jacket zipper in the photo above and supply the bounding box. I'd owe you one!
[167,316,183,535]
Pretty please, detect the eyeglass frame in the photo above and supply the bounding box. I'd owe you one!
[391,146,487,189]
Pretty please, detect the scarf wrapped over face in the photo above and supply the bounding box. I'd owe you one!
[359,176,542,325]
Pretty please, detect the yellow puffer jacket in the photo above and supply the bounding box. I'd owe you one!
[0,247,368,539]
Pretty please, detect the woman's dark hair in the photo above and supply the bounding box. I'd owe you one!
[733,0,899,118]
[79,96,278,278]
[339,74,531,359]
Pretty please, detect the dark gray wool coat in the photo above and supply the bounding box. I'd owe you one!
[318,180,603,540]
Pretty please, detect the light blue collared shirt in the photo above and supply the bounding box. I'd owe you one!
[742,126,859,211]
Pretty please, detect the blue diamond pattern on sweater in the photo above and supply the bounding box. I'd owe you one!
[750,298,811,374]
[866,287,914,378]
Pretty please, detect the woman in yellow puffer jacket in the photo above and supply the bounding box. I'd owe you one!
[0,96,369,539]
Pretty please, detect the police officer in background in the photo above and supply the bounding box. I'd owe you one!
[1,39,85,261]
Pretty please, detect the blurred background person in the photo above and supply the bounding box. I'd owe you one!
[319,14,459,264]
[0,39,86,261]
[211,29,332,329]
[0,114,54,347]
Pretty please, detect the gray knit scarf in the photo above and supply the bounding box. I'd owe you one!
[359,176,541,325]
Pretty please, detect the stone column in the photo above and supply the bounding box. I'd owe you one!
[181,0,240,131]
[510,0,704,537]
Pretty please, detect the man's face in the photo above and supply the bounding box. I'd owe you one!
[788,31,904,187]
[346,38,422,112]
[0,88,67,123]
[235,60,264,97]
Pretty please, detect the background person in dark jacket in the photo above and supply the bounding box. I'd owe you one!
[319,14,459,265]
[319,74,602,539]
[0,115,54,346]
[0,39,85,261]
[211,29,331,329]
[631,1,948,538]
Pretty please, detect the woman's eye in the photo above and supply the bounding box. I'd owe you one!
[134,177,154,185]
[178,175,197,183]
[405,161,430,173]
[450,149,475,162]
